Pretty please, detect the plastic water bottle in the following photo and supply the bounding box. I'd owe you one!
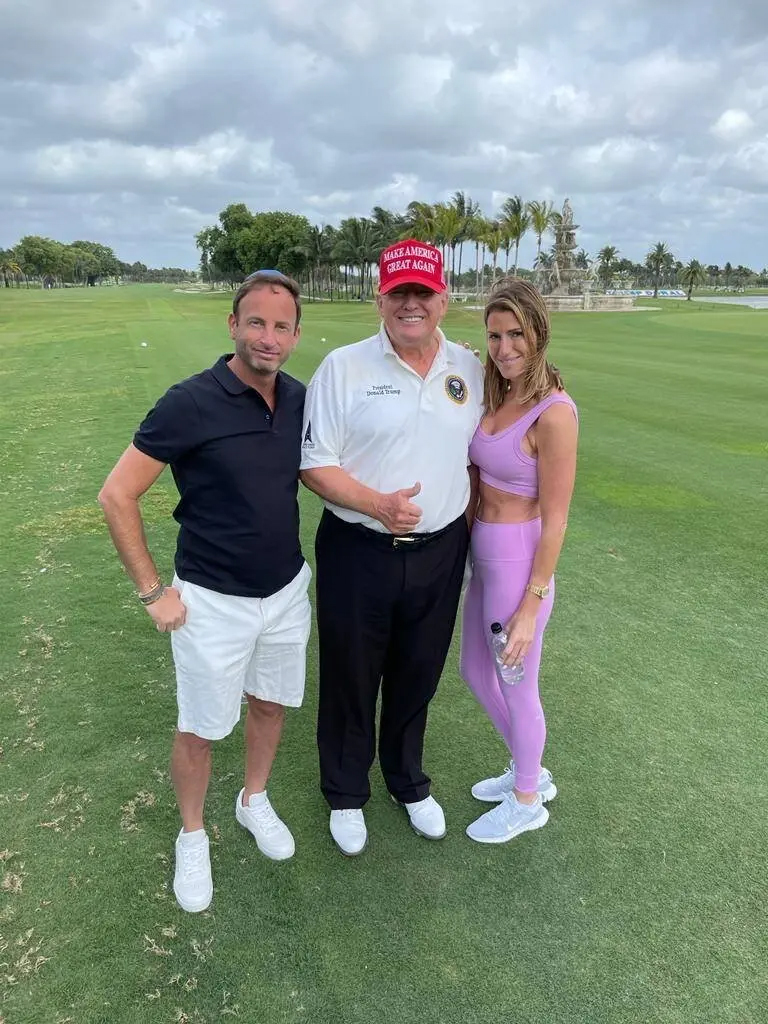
[490,622,525,685]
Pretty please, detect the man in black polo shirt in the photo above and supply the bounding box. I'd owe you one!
[98,270,309,913]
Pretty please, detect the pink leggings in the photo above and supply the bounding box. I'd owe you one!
[459,518,554,793]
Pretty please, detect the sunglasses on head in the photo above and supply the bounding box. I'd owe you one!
[244,268,290,282]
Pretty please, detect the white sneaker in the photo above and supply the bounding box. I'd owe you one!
[399,795,446,840]
[466,792,549,844]
[173,829,213,913]
[471,761,557,803]
[235,789,295,861]
[330,809,368,856]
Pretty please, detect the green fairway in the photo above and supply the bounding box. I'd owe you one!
[1,285,766,1024]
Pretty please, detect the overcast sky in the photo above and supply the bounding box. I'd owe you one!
[3,0,768,269]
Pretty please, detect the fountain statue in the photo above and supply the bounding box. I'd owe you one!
[541,198,636,312]
[550,198,579,296]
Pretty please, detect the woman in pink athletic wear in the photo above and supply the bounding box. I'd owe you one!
[460,278,578,844]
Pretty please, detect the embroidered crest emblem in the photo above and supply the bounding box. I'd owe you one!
[445,375,468,405]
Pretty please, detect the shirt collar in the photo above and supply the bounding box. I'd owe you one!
[378,324,453,370]
[211,354,249,394]
[211,355,287,404]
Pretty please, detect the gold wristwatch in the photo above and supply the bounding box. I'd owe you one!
[525,583,550,599]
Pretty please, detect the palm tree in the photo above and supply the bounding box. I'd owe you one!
[534,249,554,291]
[484,220,504,290]
[645,242,673,298]
[432,202,463,288]
[574,248,590,271]
[733,264,753,290]
[501,199,530,276]
[0,252,23,287]
[451,192,481,290]
[465,208,487,296]
[597,245,619,290]
[526,200,555,267]
[404,201,435,243]
[679,259,707,300]
[500,219,513,275]
[320,224,339,300]
[332,218,383,300]
[370,206,405,248]
[302,225,339,301]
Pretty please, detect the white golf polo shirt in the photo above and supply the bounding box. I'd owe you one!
[300,325,484,533]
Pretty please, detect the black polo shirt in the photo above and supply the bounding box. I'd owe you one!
[133,355,305,598]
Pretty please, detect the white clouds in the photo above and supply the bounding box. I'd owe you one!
[623,48,715,96]
[25,132,288,190]
[392,55,453,109]
[2,0,768,267]
[711,109,756,142]
[715,139,768,193]
[567,137,668,192]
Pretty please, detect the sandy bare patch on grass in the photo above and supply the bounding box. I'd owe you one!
[120,789,157,832]
[144,933,173,957]
[39,785,91,833]
[1,852,26,897]
[0,927,51,987]
[18,488,177,541]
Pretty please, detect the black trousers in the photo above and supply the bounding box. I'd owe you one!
[315,509,470,809]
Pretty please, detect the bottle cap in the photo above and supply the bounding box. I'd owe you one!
[490,622,503,634]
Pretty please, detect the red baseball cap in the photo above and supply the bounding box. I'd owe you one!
[378,239,446,294]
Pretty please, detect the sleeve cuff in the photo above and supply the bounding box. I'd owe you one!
[300,456,342,471]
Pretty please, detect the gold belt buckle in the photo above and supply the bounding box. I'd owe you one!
[392,535,417,549]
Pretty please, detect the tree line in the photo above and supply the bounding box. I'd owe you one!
[4,197,765,298]
[0,236,196,288]
[196,194,768,301]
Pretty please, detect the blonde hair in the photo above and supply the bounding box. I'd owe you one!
[482,277,564,413]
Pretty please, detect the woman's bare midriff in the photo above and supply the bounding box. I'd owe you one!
[476,481,539,524]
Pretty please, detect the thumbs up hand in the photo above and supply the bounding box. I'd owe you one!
[373,482,423,534]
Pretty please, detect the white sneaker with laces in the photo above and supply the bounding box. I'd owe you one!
[235,789,295,861]
[466,792,549,844]
[471,761,557,803]
[399,795,446,839]
[330,808,368,856]
[173,828,213,913]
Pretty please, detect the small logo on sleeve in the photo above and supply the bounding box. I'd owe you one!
[302,421,315,449]
[445,375,468,405]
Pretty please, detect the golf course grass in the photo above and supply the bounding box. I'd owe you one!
[1,285,766,1023]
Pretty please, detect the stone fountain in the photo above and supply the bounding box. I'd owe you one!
[550,198,578,297]
[544,199,635,312]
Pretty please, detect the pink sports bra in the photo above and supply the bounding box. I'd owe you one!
[469,392,578,499]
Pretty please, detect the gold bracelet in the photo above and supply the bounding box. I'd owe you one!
[138,579,164,604]
[141,585,167,606]
[137,577,160,599]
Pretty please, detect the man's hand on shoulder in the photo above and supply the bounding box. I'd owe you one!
[147,586,187,632]
[372,483,423,534]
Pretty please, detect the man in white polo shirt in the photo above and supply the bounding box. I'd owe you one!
[300,240,483,855]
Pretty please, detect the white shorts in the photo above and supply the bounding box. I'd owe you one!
[171,561,312,741]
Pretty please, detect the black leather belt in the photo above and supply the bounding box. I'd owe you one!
[344,517,462,550]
